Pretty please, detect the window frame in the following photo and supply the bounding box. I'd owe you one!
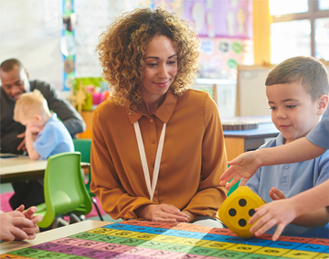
[271,0,329,57]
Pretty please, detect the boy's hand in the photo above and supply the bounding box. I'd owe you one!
[249,199,296,241]
[220,151,262,189]
[0,211,35,241]
[269,187,286,201]
[26,125,43,134]
[14,205,43,240]
[16,132,26,151]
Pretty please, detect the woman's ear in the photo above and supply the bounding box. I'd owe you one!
[317,94,329,115]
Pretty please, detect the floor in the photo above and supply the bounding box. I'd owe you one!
[0,182,121,223]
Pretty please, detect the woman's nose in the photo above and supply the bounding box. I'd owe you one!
[157,64,169,78]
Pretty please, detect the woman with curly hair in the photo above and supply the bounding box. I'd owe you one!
[90,8,227,227]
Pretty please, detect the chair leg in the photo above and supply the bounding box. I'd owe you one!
[53,217,69,228]
[92,197,104,221]
[69,213,82,224]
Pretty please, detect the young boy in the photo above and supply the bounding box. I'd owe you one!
[220,57,329,241]
[0,205,42,241]
[243,56,329,238]
[9,89,74,209]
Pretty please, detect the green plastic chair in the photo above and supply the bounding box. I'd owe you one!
[35,152,93,228]
[73,139,104,221]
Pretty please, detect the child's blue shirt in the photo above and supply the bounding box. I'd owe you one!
[246,133,329,238]
[33,113,74,159]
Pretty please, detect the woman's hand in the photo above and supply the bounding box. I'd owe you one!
[136,204,190,223]
[220,151,262,189]
[249,199,296,241]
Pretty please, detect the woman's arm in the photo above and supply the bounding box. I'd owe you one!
[183,96,227,219]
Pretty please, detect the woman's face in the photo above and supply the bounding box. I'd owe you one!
[140,35,178,102]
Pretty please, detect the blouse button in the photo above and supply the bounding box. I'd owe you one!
[152,140,156,144]
[284,164,290,169]
[282,177,287,183]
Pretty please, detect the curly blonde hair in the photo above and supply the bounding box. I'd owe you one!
[96,8,200,112]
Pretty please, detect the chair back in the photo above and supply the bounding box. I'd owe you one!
[72,139,94,197]
[36,152,92,228]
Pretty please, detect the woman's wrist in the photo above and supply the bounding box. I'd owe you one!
[135,204,154,220]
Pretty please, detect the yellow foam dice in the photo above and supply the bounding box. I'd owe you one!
[218,186,266,239]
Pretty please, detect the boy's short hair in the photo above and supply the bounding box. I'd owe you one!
[14,89,50,122]
[265,56,329,101]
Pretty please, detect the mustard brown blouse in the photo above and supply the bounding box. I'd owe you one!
[90,89,227,220]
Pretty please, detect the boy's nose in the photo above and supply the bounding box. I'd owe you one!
[276,109,287,119]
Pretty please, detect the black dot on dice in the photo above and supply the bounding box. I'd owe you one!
[239,219,247,227]
[229,208,236,216]
[249,209,255,217]
[239,198,247,207]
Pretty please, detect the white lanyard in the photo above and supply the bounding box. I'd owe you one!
[133,121,166,201]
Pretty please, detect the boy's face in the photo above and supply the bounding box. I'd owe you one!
[266,82,321,144]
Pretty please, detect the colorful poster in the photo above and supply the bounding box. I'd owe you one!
[154,0,252,39]
[198,37,253,79]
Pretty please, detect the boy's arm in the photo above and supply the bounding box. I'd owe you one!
[249,179,329,241]
[292,207,329,228]
[25,127,41,160]
[220,138,326,189]
[270,187,329,228]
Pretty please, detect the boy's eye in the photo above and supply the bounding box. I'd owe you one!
[287,105,296,109]
[269,107,277,110]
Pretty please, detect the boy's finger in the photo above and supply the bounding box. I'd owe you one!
[11,227,29,241]
[15,205,25,212]
[31,215,43,224]
[220,166,235,182]
[23,206,37,219]
[272,223,285,241]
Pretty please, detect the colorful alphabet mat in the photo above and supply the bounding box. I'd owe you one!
[1,220,329,259]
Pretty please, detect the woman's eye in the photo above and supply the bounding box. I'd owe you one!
[269,107,277,110]
[287,105,296,109]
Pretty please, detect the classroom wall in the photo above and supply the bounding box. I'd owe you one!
[0,0,63,90]
[0,0,145,94]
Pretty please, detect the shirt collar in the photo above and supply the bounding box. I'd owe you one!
[126,89,177,124]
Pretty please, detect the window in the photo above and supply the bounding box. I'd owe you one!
[269,0,329,64]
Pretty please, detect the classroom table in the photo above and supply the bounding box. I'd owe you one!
[0,220,108,254]
[1,220,329,258]
[0,154,90,183]
[222,116,279,161]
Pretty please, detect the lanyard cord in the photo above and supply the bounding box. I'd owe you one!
[133,121,166,201]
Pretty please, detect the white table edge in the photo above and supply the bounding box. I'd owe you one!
[0,220,110,255]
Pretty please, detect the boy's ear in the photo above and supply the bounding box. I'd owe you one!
[317,94,329,115]
[33,114,42,122]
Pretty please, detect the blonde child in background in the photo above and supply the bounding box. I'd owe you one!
[0,205,42,241]
[243,56,329,238]
[9,89,74,209]
[220,57,329,241]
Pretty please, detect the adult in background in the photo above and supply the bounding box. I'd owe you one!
[0,58,85,154]
[0,58,85,209]
[90,8,227,227]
